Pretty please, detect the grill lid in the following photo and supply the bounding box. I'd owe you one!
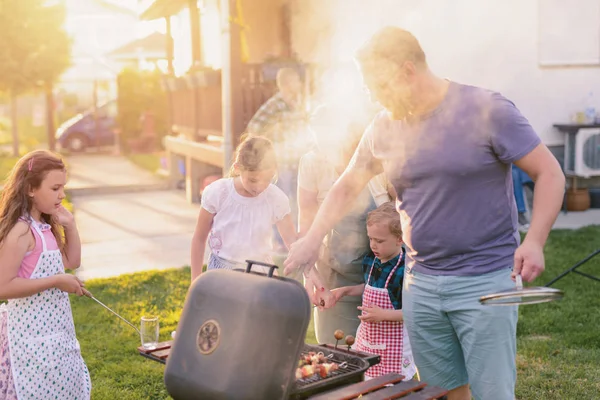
[164,261,312,400]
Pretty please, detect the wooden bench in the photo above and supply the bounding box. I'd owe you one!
[163,130,224,203]
[308,373,448,400]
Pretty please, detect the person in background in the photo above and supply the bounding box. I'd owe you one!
[513,164,534,232]
[246,67,313,251]
[298,105,392,343]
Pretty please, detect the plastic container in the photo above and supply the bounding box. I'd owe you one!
[589,188,600,208]
[585,91,596,124]
[566,187,591,211]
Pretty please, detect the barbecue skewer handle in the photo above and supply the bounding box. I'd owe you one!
[82,288,141,336]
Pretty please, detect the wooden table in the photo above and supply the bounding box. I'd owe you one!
[138,341,448,400]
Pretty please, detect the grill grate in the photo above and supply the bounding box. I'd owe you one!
[290,344,371,399]
[295,349,364,388]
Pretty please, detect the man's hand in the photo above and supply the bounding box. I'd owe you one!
[284,236,321,275]
[357,304,389,323]
[513,239,545,282]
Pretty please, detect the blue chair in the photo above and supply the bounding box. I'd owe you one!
[512,165,534,217]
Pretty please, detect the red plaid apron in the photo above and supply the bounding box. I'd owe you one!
[354,256,416,379]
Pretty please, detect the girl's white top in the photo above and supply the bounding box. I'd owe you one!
[201,178,291,264]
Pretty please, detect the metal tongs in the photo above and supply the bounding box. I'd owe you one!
[82,288,141,335]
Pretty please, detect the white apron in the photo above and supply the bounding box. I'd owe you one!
[5,220,91,399]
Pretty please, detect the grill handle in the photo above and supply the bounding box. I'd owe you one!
[245,259,279,277]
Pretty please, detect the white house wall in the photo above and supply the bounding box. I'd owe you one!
[290,0,600,145]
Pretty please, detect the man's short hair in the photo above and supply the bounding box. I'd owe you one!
[276,67,301,90]
[356,26,427,70]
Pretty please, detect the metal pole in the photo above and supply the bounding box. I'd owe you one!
[221,0,233,174]
[545,248,600,287]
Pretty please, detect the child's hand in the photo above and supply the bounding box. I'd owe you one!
[54,274,85,296]
[358,304,389,323]
[55,206,75,228]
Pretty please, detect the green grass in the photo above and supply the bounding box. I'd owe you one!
[0,156,19,182]
[127,153,163,174]
[73,267,314,399]
[515,226,600,399]
[0,116,47,148]
[70,227,599,399]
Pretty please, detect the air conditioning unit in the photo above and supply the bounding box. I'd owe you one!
[563,127,600,177]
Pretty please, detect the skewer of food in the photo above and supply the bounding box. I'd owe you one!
[295,351,341,380]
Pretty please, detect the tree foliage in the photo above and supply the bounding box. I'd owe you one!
[0,0,71,94]
[0,0,72,154]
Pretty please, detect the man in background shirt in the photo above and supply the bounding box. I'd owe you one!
[247,67,312,250]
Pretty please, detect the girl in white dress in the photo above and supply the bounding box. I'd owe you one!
[191,136,299,280]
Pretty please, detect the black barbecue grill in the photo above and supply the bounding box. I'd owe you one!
[138,261,448,399]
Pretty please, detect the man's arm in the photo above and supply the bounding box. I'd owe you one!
[488,94,564,282]
[305,167,377,242]
[513,143,565,281]
[284,125,383,274]
[514,143,565,246]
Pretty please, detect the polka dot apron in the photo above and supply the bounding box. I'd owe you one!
[2,220,91,399]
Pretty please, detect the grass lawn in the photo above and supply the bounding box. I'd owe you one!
[127,153,163,174]
[69,226,599,399]
[0,156,19,182]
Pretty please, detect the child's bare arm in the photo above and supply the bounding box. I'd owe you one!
[332,284,365,301]
[59,207,81,270]
[358,306,404,323]
[191,208,214,281]
[0,222,82,299]
[275,213,297,250]
[382,309,404,322]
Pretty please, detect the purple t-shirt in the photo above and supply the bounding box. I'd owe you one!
[352,82,541,276]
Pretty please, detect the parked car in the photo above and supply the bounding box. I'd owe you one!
[55,100,117,152]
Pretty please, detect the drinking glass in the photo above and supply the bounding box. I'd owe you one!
[141,316,159,350]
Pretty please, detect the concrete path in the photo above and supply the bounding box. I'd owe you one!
[73,190,201,281]
[67,154,168,195]
[64,153,204,281]
[553,209,600,230]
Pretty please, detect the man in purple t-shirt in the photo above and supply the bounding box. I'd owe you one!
[284,27,565,400]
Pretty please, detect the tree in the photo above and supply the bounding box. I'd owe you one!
[0,0,71,155]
